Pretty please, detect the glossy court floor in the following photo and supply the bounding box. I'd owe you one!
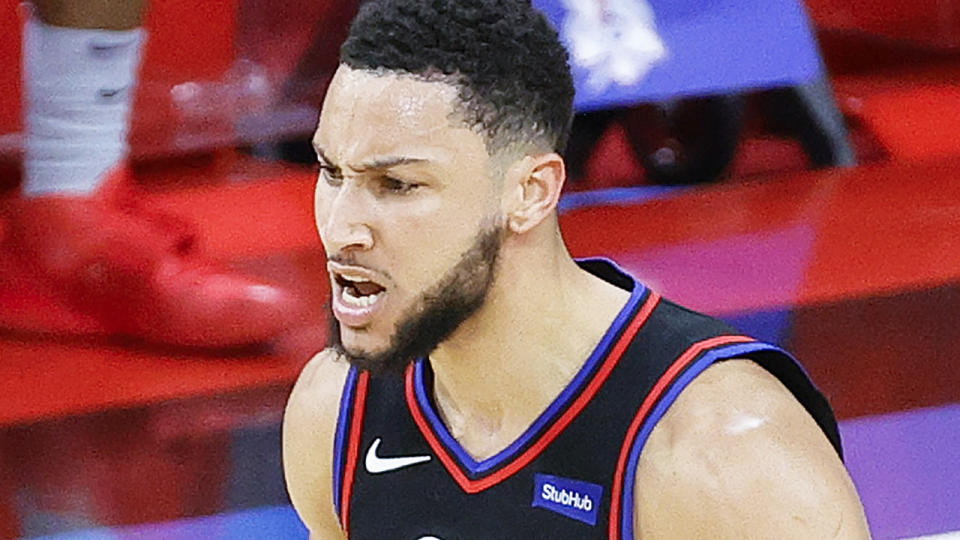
[1,154,959,539]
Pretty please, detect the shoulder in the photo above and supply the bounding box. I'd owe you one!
[283,349,353,538]
[632,359,870,539]
[284,348,353,447]
[286,348,353,416]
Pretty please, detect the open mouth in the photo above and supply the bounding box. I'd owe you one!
[335,273,387,308]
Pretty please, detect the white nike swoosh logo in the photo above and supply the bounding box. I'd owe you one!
[364,438,432,474]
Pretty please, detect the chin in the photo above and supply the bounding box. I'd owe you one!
[338,327,390,357]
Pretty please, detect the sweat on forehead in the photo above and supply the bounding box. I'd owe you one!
[332,68,461,122]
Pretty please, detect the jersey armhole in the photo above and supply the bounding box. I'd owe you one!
[609,337,786,540]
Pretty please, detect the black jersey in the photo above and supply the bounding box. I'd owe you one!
[331,259,840,539]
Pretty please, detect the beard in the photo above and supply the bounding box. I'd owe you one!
[328,218,505,374]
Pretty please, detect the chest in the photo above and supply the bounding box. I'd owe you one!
[347,396,627,540]
[340,359,650,540]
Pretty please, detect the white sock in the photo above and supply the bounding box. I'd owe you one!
[22,16,145,197]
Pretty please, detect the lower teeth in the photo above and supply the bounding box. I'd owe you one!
[343,288,380,307]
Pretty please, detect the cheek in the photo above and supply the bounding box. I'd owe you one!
[383,228,441,290]
[385,218,472,287]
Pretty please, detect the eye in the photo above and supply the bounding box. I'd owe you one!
[381,176,419,194]
[319,164,342,186]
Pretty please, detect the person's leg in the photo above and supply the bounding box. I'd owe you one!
[32,0,146,29]
[4,1,304,347]
[23,0,146,197]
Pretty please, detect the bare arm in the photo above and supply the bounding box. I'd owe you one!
[283,349,352,540]
[634,359,871,539]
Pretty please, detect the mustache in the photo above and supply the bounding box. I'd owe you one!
[326,253,392,280]
[327,253,362,267]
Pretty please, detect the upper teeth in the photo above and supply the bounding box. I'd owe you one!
[341,274,368,283]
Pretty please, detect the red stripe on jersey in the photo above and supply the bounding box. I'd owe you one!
[407,292,662,494]
[340,370,370,534]
[608,335,755,539]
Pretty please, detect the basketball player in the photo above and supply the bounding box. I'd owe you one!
[283,1,871,537]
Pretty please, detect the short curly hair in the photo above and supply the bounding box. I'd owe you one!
[340,0,575,154]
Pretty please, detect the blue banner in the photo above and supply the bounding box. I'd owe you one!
[533,0,824,110]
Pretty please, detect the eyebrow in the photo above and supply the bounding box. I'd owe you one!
[356,155,429,171]
[313,144,429,172]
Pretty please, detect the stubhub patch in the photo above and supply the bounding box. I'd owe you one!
[532,473,603,526]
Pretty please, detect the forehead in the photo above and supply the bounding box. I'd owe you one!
[314,66,485,165]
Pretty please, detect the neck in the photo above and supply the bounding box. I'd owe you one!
[426,231,630,460]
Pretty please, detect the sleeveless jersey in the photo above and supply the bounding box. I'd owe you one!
[331,259,841,539]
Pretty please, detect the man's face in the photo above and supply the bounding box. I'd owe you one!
[313,66,506,371]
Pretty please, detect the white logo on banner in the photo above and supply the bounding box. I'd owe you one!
[560,0,668,92]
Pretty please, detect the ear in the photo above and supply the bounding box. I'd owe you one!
[505,153,566,234]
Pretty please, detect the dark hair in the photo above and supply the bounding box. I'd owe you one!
[340,0,575,154]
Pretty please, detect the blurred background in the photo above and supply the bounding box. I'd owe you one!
[0,0,958,538]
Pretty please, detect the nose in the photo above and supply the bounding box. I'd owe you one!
[315,179,375,254]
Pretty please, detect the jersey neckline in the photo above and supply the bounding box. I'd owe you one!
[404,258,660,492]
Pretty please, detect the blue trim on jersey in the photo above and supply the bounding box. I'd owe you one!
[412,258,646,476]
[619,342,793,540]
[332,366,359,520]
